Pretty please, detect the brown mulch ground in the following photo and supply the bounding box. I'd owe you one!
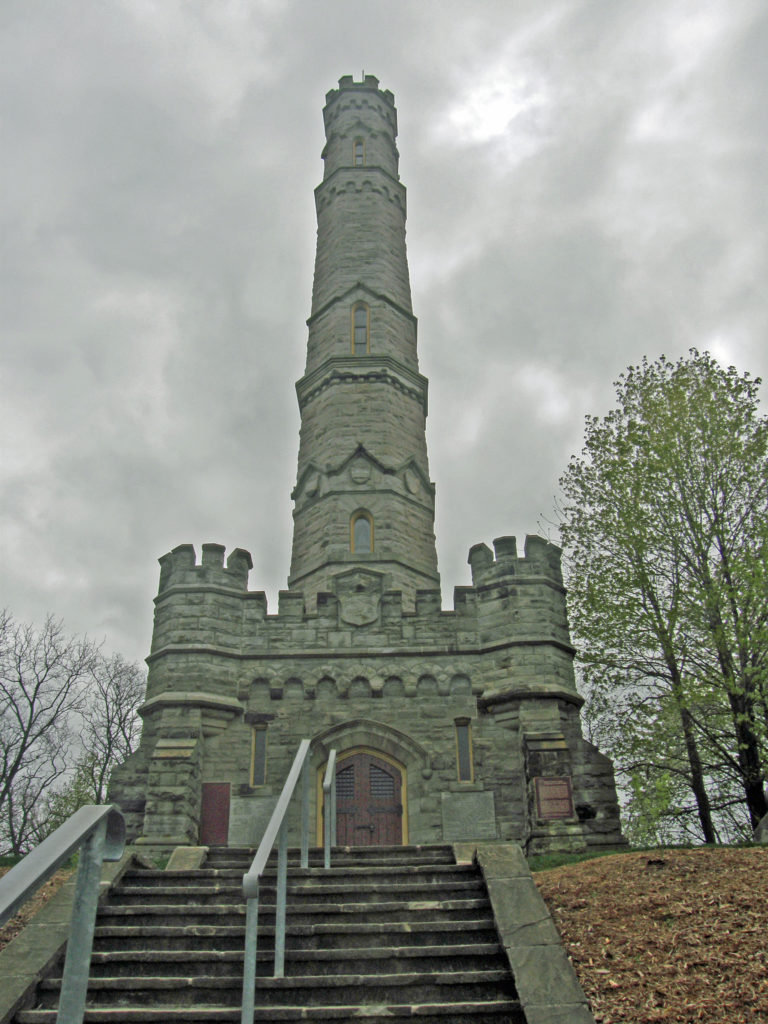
[535,847,768,1024]
[0,865,73,952]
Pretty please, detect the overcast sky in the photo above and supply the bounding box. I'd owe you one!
[2,0,767,665]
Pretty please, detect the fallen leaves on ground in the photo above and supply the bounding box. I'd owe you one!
[535,847,768,1024]
[0,866,73,952]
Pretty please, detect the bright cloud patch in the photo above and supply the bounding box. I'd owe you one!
[515,363,573,425]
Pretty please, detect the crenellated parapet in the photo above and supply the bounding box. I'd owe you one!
[465,535,575,698]
[158,543,254,593]
[150,539,572,671]
[468,535,564,589]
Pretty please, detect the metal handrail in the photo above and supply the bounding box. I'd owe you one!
[0,804,125,1024]
[240,740,315,1022]
[322,748,337,869]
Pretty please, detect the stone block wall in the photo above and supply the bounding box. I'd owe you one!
[321,76,398,183]
[108,535,625,854]
[304,291,419,374]
[312,174,411,313]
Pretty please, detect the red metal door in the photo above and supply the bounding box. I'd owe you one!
[199,783,230,845]
[335,752,403,846]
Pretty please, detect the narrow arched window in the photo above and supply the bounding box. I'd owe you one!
[352,303,369,355]
[455,719,473,782]
[351,511,373,553]
[353,138,365,166]
[251,726,268,786]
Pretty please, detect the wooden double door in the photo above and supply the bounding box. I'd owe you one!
[334,751,403,846]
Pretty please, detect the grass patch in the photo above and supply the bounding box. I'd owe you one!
[527,840,756,872]
[528,848,623,872]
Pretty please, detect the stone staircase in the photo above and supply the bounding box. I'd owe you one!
[15,844,525,1023]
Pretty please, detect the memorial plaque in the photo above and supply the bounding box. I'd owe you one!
[441,791,498,841]
[534,776,575,820]
[228,794,277,846]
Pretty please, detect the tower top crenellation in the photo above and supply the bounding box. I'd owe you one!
[326,75,395,107]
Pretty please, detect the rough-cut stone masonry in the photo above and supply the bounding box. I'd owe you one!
[109,74,625,857]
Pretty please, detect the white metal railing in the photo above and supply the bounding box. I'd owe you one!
[0,804,125,1024]
[322,748,337,869]
[240,741,337,1024]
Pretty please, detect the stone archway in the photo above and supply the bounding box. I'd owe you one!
[313,719,430,847]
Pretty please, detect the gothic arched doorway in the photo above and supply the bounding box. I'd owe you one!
[333,749,405,846]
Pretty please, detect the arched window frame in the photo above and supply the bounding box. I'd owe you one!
[350,510,374,553]
[351,302,370,355]
[353,137,365,166]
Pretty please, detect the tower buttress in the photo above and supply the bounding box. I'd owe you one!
[288,76,440,606]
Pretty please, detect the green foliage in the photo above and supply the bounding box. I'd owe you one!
[560,350,768,842]
[528,848,626,871]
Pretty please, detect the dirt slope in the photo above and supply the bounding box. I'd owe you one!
[535,847,768,1023]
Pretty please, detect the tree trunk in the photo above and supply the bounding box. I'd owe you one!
[675,696,717,843]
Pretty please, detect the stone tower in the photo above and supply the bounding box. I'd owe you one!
[109,76,625,856]
[289,75,438,606]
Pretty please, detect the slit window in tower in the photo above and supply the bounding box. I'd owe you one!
[353,138,365,165]
[455,719,473,782]
[251,726,268,786]
[351,511,373,553]
[352,304,369,355]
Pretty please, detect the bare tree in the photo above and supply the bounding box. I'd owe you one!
[0,611,98,854]
[80,652,145,803]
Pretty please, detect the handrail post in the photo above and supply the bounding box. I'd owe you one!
[300,755,310,870]
[55,818,108,1024]
[274,820,289,978]
[323,749,337,870]
[239,736,314,1021]
[240,887,259,1024]
[323,791,331,871]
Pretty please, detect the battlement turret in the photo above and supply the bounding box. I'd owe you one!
[157,543,253,593]
[327,74,394,107]
[467,535,564,589]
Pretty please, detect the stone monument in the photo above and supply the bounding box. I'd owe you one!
[109,75,625,856]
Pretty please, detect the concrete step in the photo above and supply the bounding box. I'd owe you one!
[107,878,487,906]
[12,846,525,1023]
[16,999,525,1023]
[204,845,457,870]
[36,970,516,1008]
[125,862,476,887]
[91,917,500,952]
[95,897,491,927]
[80,943,507,977]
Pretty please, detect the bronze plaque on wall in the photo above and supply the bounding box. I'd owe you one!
[534,776,575,820]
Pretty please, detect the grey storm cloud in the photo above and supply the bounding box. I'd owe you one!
[1,0,766,663]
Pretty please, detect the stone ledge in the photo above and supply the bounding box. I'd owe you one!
[165,846,209,871]
[479,687,584,711]
[474,842,595,1024]
[145,632,577,665]
[524,1003,598,1024]
[140,691,244,716]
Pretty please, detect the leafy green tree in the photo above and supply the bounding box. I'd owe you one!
[560,351,768,842]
